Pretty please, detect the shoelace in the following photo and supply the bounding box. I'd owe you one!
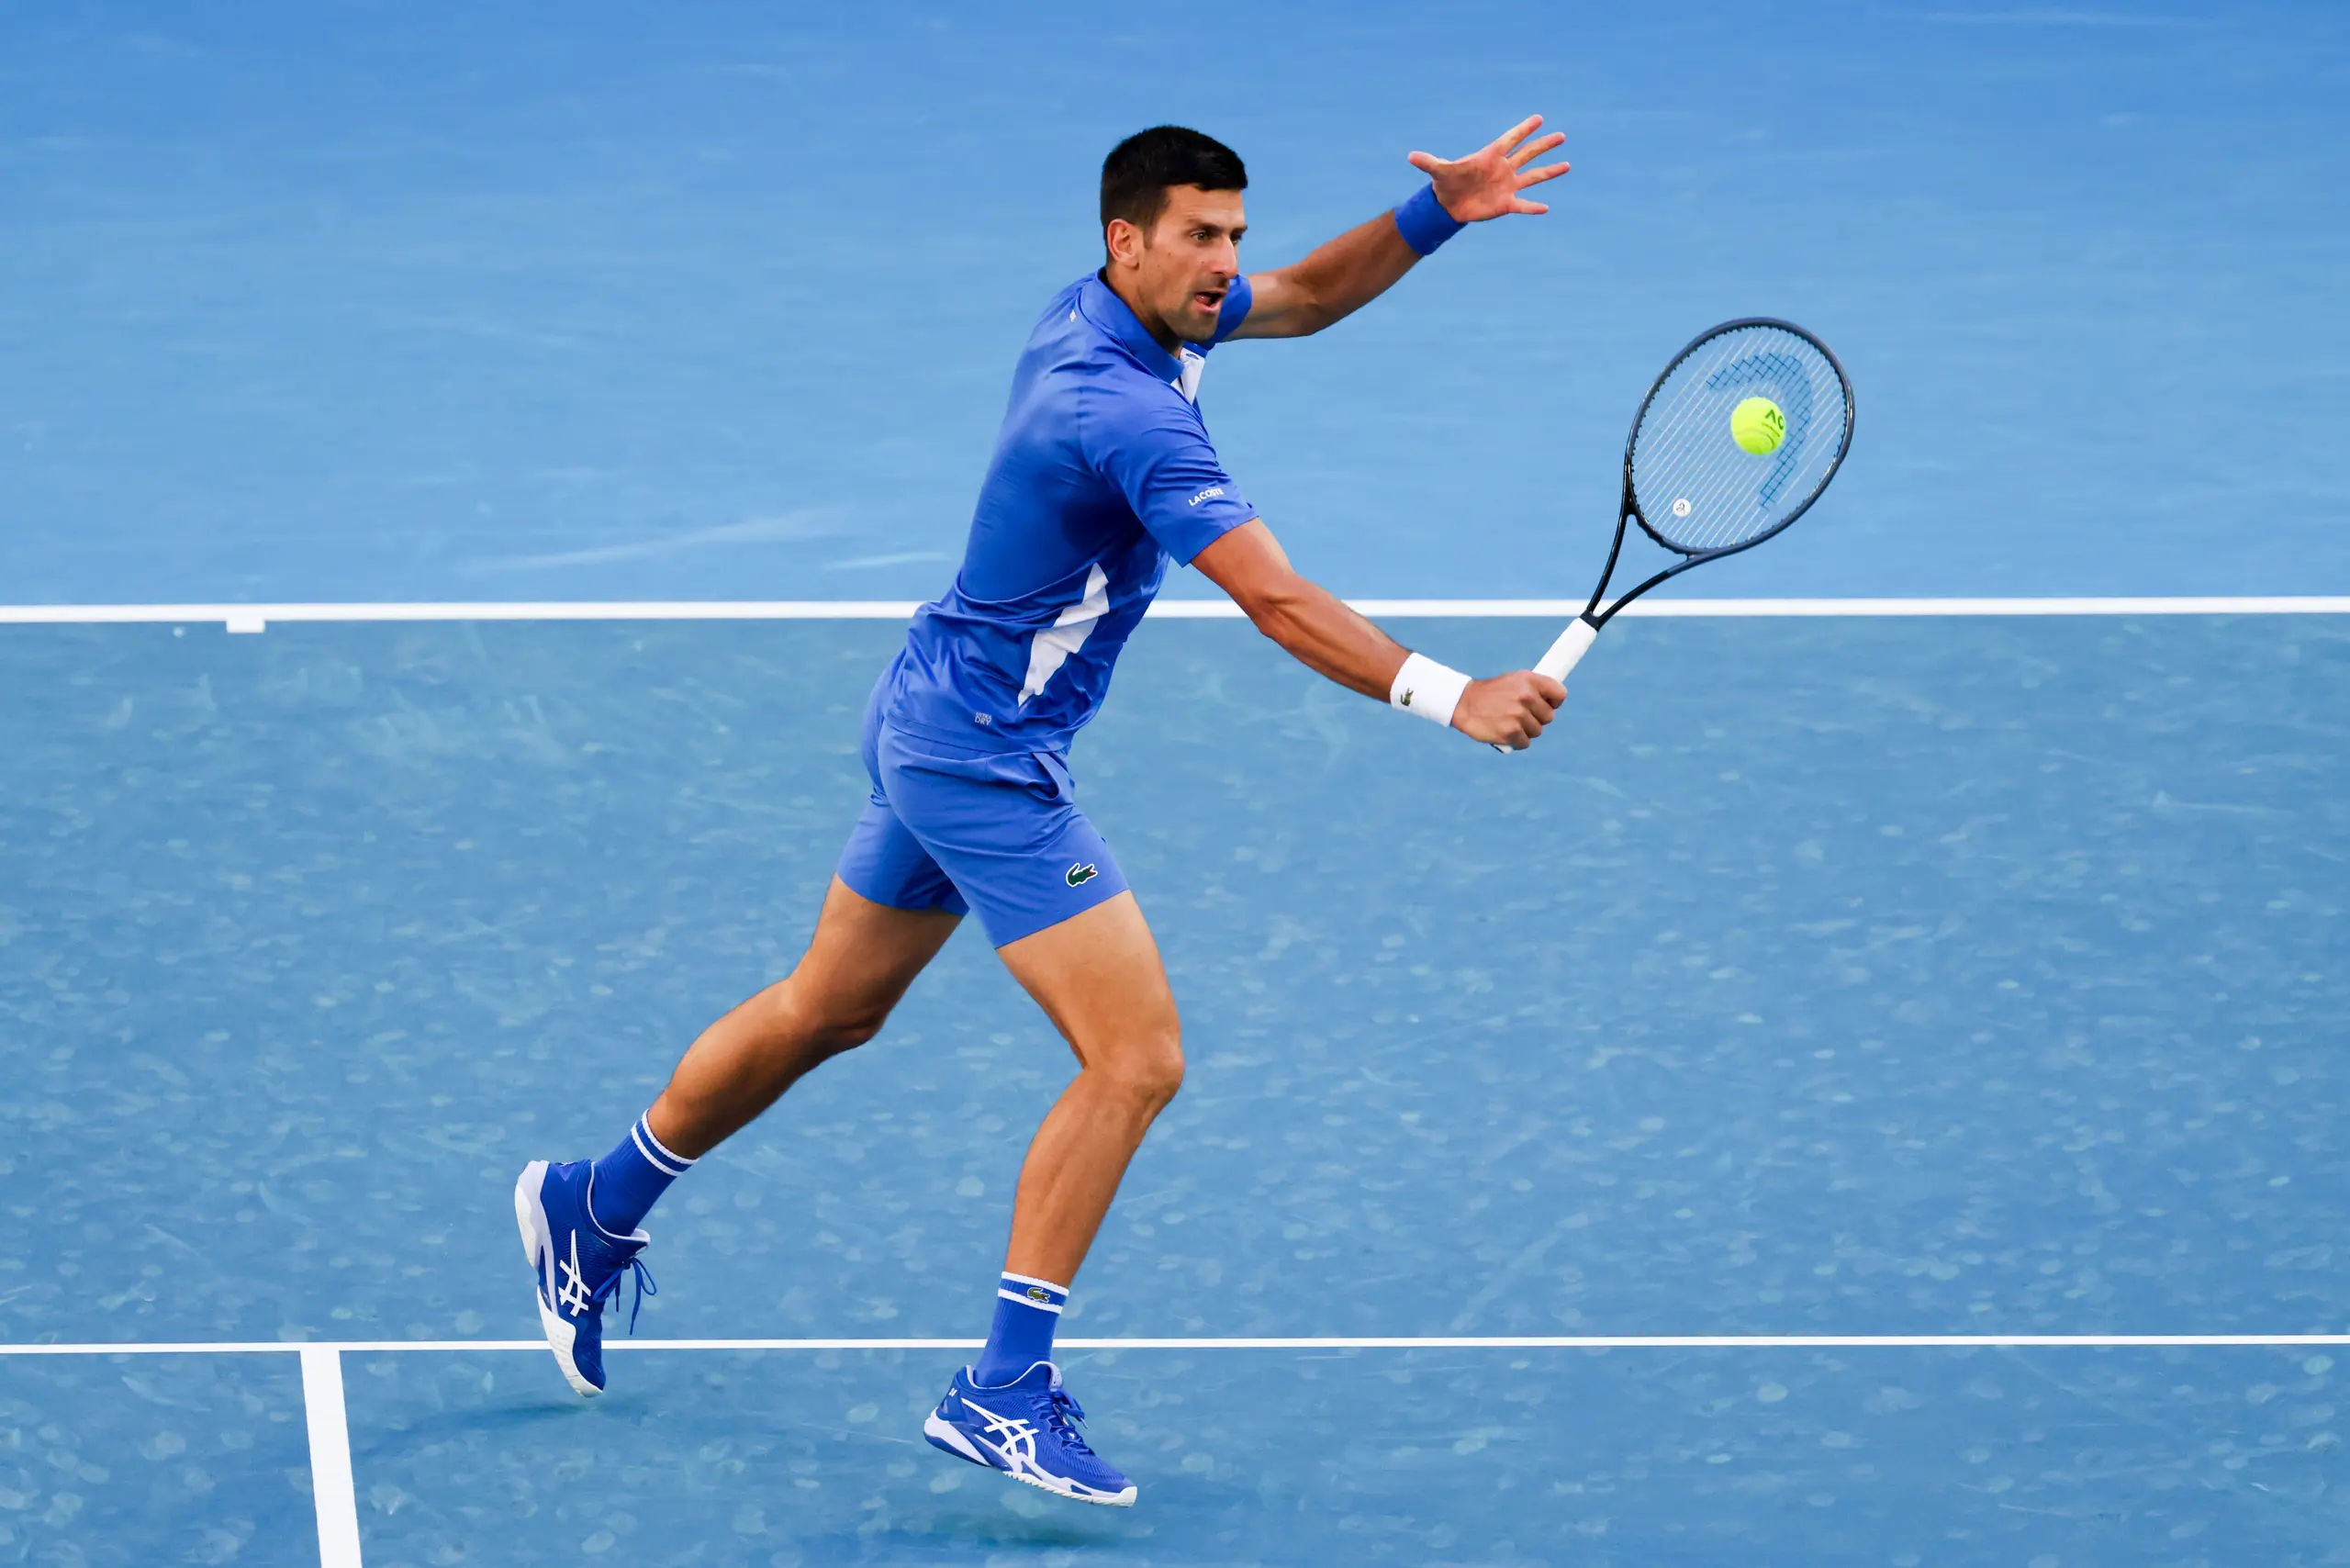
[589,1254,659,1335]
[1041,1384,1097,1456]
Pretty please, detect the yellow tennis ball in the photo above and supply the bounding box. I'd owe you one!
[1731,396,1786,455]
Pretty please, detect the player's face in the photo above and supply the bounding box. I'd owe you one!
[1137,186,1246,344]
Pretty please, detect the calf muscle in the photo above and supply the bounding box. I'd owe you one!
[647,878,958,1159]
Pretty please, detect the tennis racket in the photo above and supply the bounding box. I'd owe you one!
[1503,318,1855,750]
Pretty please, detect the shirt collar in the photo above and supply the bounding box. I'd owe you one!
[1081,272,1191,384]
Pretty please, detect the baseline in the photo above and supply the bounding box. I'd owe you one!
[0,596,2345,632]
[6,1333,2347,1356]
[17,1333,2334,1566]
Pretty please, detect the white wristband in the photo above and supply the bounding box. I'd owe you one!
[1389,652,1471,730]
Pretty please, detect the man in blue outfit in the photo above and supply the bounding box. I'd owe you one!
[517,118,1571,1506]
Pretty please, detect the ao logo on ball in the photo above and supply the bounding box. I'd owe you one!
[1730,396,1786,455]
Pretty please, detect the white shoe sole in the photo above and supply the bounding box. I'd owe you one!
[923,1413,1136,1506]
[513,1161,599,1398]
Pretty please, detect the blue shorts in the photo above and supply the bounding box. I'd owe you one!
[835,698,1129,947]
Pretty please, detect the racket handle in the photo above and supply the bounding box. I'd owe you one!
[1492,617,1600,754]
[1534,617,1599,682]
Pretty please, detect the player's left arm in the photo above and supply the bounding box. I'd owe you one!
[1230,115,1568,342]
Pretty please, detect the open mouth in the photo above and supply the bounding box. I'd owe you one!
[1192,288,1225,314]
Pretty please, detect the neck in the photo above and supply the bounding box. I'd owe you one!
[1102,266,1182,353]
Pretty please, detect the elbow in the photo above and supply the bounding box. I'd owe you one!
[1290,296,1339,338]
[1274,276,1337,339]
[1237,580,1311,644]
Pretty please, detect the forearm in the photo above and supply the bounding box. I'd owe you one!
[1276,211,1423,336]
[1191,519,1562,746]
[1237,573,1408,700]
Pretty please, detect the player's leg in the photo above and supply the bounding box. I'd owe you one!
[861,723,1160,1503]
[923,893,1174,1508]
[519,754,968,1397]
[919,890,1176,1512]
[991,890,1181,1289]
[644,876,961,1159]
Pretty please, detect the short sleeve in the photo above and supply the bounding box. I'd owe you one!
[1085,390,1259,566]
[1210,274,1254,344]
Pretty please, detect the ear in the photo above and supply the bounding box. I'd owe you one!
[1104,216,1146,270]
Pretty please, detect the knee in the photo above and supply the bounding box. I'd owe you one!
[770,984,891,1059]
[813,1011,890,1056]
[1097,1031,1185,1112]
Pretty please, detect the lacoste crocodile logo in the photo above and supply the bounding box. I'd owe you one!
[1065,863,1099,888]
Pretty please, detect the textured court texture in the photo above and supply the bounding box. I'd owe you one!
[2,614,2344,1563]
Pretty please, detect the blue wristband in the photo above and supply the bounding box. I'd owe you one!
[1392,183,1466,256]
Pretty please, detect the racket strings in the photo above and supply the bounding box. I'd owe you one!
[1674,355,1830,542]
[1641,335,1835,518]
[1640,353,1840,549]
[1630,324,1850,555]
[1644,346,1834,549]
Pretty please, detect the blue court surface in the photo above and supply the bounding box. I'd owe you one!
[6,3,2350,1566]
[5,612,2347,1564]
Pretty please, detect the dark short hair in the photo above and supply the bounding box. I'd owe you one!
[1100,126,1247,234]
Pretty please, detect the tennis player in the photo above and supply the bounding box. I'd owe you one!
[517,118,1570,1506]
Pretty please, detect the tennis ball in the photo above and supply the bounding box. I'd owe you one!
[1731,397,1786,455]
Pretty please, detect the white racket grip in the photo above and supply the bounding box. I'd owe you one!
[1493,617,1600,754]
[1534,617,1599,683]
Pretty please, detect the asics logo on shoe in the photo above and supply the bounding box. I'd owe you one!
[554,1231,597,1316]
[972,1407,1041,1469]
[1065,863,1098,888]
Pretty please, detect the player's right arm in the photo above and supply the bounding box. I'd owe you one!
[1192,520,1564,749]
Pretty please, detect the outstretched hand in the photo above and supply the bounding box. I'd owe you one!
[1407,115,1570,224]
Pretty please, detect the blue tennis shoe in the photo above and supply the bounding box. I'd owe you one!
[923,1361,1136,1506]
[514,1159,656,1396]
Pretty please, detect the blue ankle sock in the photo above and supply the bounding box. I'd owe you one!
[973,1272,1069,1385]
[587,1113,695,1236]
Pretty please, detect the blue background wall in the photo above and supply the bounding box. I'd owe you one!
[3,1,2344,605]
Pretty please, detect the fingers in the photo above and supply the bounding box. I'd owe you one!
[1406,150,1447,175]
[1495,674,1561,747]
[1515,673,1564,745]
[1505,130,1567,169]
[1458,671,1566,748]
[1483,114,1543,158]
[1516,159,1570,187]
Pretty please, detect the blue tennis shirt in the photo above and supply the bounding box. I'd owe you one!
[877,272,1259,754]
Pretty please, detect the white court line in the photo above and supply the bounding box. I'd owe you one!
[13,1333,2318,1566]
[5,1333,2346,1355]
[0,596,2346,629]
[299,1347,364,1568]
[24,1325,2339,1568]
